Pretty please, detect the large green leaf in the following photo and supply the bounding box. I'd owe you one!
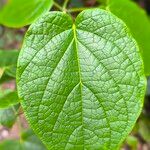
[0,0,53,28]
[17,9,146,149]
[101,0,150,75]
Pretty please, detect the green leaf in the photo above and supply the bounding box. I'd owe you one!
[126,135,138,150]
[0,129,46,150]
[0,0,53,28]
[21,129,46,150]
[17,9,146,149]
[139,117,150,142]
[101,0,150,75]
[0,140,21,150]
[0,50,19,81]
[0,73,15,84]
[0,68,4,78]
[4,66,17,78]
[0,89,19,109]
[0,105,18,128]
[0,50,19,68]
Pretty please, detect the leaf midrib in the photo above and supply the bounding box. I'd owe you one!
[72,24,84,148]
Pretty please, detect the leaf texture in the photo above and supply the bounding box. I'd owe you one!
[103,0,150,75]
[17,9,146,149]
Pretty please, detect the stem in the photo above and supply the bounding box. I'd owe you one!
[63,0,70,12]
[53,1,63,11]
[67,7,92,13]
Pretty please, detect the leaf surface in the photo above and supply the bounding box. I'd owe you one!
[102,0,150,75]
[17,9,146,149]
[0,0,53,28]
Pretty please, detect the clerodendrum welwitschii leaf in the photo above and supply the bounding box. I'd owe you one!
[17,9,146,149]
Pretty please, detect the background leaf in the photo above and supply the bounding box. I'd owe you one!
[0,0,53,28]
[0,89,19,109]
[0,50,19,82]
[0,105,19,128]
[0,129,46,150]
[0,140,21,150]
[139,117,150,142]
[0,50,19,67]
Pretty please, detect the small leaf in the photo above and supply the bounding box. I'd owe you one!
[0,89,19,109]
[0,105,19,128]
[0,140,21,150]
[0,129,46,150]
[0,73,15,84]
[4,66,17,78]
[21,129,46,150]
[126,135,138,150]
[139,118,150,142]
[0,68,4,78]
[101,0,150,75]
[0,50,19,68]
[0,50,19,81]
[17,9,146,149]
[0,0,53,28]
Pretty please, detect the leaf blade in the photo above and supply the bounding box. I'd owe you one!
[17,9,146,149]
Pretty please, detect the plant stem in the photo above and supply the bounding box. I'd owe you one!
[53,1,63,11]
[67,7,92,13]
[63,0,70,12]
